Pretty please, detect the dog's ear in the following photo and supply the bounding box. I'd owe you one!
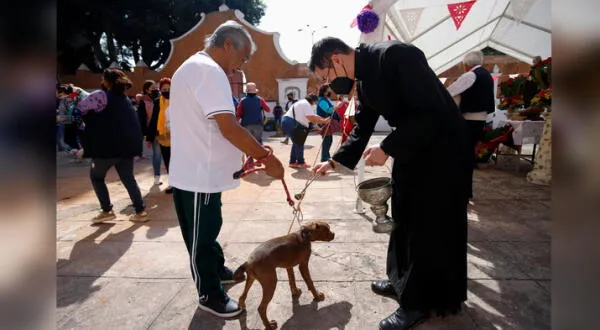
[300,222,317,241]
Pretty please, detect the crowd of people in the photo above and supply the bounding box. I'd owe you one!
[57,17,501,330]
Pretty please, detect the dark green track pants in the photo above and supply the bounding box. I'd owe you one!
[172,188,226,296]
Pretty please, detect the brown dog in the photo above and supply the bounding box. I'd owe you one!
[233,221,335,330]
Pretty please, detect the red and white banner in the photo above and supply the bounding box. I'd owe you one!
[447,0,476,30]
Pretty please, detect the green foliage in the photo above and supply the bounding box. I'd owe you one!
[57,0,266,74]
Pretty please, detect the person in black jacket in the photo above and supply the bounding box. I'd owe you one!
[77,68,147,223]
[137,80,163,185]
[310,38,471,330]
[145,77,173,193]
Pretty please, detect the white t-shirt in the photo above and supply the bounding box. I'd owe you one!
[168,52,242,193]
[283,99,315,128]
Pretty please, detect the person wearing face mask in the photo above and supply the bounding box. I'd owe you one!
[316,84,343,162]
[146,77,173,193]
[136,80,164,185]
[280,92,297,144]
[309,37,471,330]
[76,68,147,223]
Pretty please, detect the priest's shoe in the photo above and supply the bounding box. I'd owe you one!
[371,280,397,298]
[378,308,427,330]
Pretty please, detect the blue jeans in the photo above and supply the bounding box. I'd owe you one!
[56,123,65,151]
[151,140,162,176]
[281,116,306,164]
[321,135,332,162]
[290,143,305,164]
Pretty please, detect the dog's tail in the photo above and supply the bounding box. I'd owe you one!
[232,262,247,282]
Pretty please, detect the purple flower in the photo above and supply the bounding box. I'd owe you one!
[357,9,380,33]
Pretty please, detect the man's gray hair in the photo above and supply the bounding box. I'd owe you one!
[463,50,484,67]
[204,20,257,54]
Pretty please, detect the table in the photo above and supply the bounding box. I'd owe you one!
[494,119,545,170]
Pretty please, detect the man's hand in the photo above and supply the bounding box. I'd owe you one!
[312,161,333,176]
[213,112,285,180]
[263,154,284,179]
[363,145,389,166]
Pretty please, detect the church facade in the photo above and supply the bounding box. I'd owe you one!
[59,5,321,105]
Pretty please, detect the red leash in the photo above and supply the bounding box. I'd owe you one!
[233,145,295,207]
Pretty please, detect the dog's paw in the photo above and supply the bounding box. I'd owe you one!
[265,320,278,329]
[313,292,325,302]
[291,288,302,297]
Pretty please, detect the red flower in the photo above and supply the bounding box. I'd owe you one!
[542,57,552,65]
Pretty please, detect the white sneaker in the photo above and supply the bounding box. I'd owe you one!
[154,176,162,185]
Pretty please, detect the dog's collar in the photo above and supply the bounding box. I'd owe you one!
[300,228,311,242]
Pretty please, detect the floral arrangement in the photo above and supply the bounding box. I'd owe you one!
[475,124,517,163]
[530,87,552,108]
[497,94,525,110]
[530,56,552,89]
[499,75,527,98]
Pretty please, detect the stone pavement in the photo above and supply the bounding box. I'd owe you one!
[57,133,551,330]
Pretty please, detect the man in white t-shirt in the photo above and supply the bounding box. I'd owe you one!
[168,20,284,318]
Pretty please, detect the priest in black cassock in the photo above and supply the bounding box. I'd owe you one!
[309,37,471,330]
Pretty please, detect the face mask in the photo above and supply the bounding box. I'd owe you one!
[161,91,170,99]
[328,63,354,95]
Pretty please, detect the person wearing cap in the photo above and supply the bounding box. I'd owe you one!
[236,82,271,145]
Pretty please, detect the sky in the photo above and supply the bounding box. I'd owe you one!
[255,0,367,63]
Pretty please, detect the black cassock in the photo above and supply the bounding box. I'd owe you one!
[332,41,471,315]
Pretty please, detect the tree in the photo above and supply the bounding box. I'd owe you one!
[57,0,266,75]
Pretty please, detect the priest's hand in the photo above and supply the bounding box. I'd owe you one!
[312,161,333,176]
[363,146,389,166]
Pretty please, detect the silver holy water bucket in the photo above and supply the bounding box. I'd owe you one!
[356,177,394,234]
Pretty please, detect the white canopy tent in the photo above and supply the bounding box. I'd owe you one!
[359,0,551,75]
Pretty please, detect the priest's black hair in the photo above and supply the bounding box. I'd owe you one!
[308,37,353,72]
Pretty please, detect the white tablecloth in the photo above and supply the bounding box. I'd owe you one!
[497,119,545,145]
